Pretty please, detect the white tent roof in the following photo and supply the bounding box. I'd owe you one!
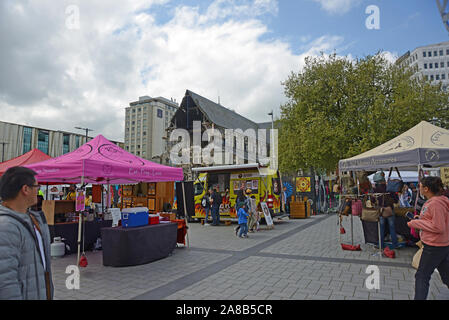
[339,121,449,171]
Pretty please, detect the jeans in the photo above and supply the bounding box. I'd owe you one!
[204,207,210,223]
[238,223,248,237]
[415,244,449,300]
[379,215,398,249]
[212,205,220,225]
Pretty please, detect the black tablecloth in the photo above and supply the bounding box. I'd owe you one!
[49,220,112,254]
[101,222,178,267]
[361,215,417,244]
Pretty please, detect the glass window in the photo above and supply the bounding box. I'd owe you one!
[436,63,439,69]
[440,50,444,56]
[424,63,427,69]
[23,127,32,154]
[63,134,70,154]
[157,109,163,118]
[138,108,141,112]
[425,75,429,81]
[37,130,49,154]
[430,63,433,69]
[423,51,427,57]
[436,74,440,80]
[434,51,438,56]
[431,75,434,81]
[429,51,432,57]
[441,62,445,68]
[442,74,446,80]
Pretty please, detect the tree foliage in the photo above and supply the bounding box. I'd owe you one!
[279,53,449,173]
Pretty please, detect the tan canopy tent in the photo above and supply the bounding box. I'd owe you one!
[339,121,449,171]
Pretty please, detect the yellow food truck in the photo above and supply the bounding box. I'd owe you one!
[191,164,284,222]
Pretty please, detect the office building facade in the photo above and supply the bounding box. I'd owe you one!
[397,40,449,91]
[0,120,124,162]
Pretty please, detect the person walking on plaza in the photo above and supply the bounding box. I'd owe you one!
[407,176,449,300]
[211,187,222,226]
[237,203,249,238]
[0,166,54,300]
[202,188,212,226]
[234,190,246,235]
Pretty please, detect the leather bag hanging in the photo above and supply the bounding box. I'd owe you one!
[386,167,404,193]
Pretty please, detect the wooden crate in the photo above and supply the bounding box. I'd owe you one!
[290,201,310,219]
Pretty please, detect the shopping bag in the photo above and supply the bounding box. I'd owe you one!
[412,241,423,270]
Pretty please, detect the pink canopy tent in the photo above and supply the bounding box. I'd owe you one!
[25,134,184,266]
[25,134,183,184]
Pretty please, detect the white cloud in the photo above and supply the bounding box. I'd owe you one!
[0,0,347,142]
[312,0,362,15]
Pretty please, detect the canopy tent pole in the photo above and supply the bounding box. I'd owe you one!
[77,160,85,267]
[181,181,189,248]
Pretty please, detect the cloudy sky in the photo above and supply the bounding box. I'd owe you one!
[0,0,446,142]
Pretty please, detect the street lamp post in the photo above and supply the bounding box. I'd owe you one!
[0,142,9,162]
[75,126,94,143]
[268,110,274,162]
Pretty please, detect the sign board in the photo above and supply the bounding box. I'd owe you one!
[108,208,122,227]
[76,189,85,212]
[260,202,273,228]
[296,177,311,193]
[441,167,449,186]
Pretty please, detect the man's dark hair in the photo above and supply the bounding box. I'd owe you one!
[421,176,444,195]
[0,166,37,200]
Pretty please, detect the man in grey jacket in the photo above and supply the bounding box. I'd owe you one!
[0,166,54,300]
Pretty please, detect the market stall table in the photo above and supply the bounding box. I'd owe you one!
[101,222,178,267]
[49,220,112,254]
[361,215,416,244]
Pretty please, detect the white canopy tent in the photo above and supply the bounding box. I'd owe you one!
[339,121,449,172]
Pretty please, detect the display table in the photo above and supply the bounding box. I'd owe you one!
[49,220,112,254]
[361,215,417,244]
[101,222,178,267]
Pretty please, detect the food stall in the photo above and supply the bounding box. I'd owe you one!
[26,134,184,267]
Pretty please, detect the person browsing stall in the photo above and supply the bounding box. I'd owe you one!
[407,176,449,300]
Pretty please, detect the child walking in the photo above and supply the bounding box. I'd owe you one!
[238,203,249,238]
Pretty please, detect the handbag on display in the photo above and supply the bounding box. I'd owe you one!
[380,206,393,218]
[351,200,362,216]
[373,171,386,183]
[386,167,404,193]
[361,207,379,222]
[339,198,352,216]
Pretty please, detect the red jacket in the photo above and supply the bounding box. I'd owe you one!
[408,195,449,247]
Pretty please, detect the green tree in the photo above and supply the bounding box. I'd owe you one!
[279,53,449,173]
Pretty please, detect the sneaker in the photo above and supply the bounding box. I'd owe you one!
[234,227,239,236]
[204,223,210,226]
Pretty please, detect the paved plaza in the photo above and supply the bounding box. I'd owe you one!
[51,213,449,300]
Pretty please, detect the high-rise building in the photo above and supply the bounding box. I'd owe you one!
[124,96,179,162]
[396,40,449,91]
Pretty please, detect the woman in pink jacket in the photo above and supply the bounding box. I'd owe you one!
[407,176,449,300]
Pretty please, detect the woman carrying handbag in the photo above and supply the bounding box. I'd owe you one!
[407,176,449,300]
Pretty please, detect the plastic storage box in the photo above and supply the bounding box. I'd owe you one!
[149,214,160,225]
[121,207,149,228]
